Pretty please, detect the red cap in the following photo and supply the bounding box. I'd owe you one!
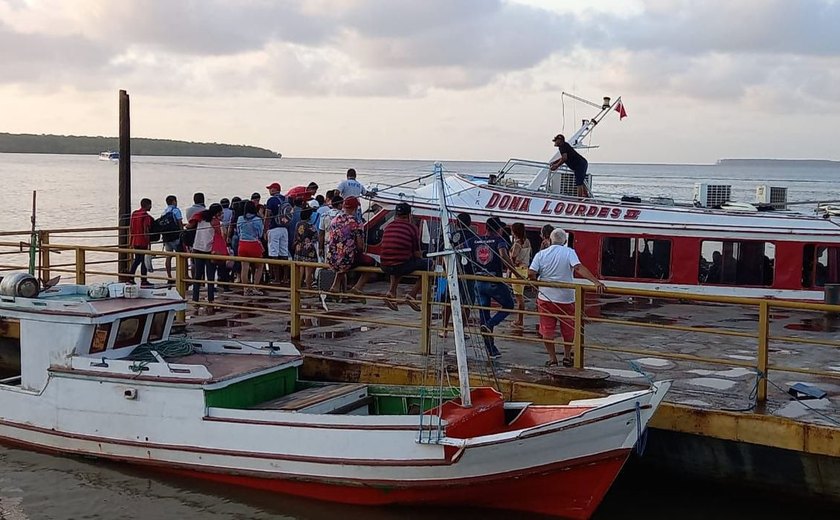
[343,196,360,211]
[266,182,281,191]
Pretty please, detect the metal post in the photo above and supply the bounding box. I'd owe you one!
[757,301,770,403]
[290,261,300,340]
[118,90,132,280]
[75,247,86,285]
[39,230,50,281]
[175,253,187,323]
[573,285,585,369]
[420,272,431,355]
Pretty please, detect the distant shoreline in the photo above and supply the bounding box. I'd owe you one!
[0,132,280,158]
[717,158,840,167]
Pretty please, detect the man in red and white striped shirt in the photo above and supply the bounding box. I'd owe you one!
[380,203,430,311]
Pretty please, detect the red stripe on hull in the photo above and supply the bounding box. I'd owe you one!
[155,449,631,519]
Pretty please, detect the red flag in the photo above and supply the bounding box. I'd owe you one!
[615,100,627,120]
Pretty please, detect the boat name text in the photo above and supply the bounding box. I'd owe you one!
[485,193,641,220]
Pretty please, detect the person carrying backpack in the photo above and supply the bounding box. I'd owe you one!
[265,182,291,284]
[157,195,184,280]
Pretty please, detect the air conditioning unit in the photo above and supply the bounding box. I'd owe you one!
[693,183,731,208]
[548,171,584,196]
[756,185,787,210]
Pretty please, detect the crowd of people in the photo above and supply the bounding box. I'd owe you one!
[127,166,605,367]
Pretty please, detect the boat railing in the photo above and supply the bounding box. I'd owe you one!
[2,226,840,411]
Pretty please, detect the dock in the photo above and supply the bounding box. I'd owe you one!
[3,228,840,501]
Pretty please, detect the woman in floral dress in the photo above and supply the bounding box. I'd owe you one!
[326,197,375,297]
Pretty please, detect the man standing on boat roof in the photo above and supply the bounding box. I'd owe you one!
[549,134,590,198]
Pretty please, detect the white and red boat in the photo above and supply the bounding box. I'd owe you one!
[364,95,840,301]
[0,188,669,519]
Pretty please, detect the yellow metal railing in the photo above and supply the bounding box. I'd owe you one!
[2,229,840,408]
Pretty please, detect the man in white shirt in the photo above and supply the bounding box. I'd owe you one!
[528,229,604,368]
[336,169,366,221]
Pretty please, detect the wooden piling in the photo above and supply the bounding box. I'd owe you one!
[118,90,131,280]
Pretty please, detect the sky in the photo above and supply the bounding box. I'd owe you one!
[1,0,839,164]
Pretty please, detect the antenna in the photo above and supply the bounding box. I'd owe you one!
[434,163,472,407]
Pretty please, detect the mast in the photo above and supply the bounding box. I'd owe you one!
[434,162,472,407]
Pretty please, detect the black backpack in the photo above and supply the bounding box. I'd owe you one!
[153,212,181,242]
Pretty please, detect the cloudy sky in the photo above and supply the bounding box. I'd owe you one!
[1,0,839,163]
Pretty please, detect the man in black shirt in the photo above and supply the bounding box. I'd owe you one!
[549,134,589,198]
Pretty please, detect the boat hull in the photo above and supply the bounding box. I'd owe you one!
[157,448,629,519]
[0,425,628,519]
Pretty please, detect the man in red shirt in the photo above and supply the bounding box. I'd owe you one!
[129,198,153,285]
[380,203,430,311]
[286,182,319,204]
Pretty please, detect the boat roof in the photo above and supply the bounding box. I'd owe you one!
[0,284,185,323]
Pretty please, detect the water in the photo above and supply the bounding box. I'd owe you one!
[2,153,840,518]
[2,153,840,232]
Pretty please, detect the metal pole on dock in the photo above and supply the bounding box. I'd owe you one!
[118,90,131,279]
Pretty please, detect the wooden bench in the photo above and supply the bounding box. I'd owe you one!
[252,383,369,414]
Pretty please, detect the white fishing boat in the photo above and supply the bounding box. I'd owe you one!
[364,94,840,301]
[99,150,119,161]
[0,172,669,519]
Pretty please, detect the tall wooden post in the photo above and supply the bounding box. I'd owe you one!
[118,90,131,280]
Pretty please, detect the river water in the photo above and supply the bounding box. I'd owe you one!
[1,153,840,519]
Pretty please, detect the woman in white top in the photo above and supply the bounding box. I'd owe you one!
[191,203,225,313]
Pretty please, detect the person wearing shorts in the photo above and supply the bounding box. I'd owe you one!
[549,133,589,198]
[528,228,604,367]
[264,183,291,283]
[236,201,266,295]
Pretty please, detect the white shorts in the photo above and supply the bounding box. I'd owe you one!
[267,227,289,258]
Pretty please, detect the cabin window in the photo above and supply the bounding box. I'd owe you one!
[148,312,168,342]
[366,210,394,246]
[699,240,775,286]
[803,245,840,287]
[601,237,671,279]
[90,323,112,354]
[113,316,148,349]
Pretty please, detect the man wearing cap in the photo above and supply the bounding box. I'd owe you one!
[467,217,517,359]
[380,203,430,311]
[529,228,605,367]
[264,182,291,284]
[286,182,319,204]
[549,134,589,198]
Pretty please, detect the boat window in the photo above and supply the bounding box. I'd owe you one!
[148,312,168,342]
[366,210,394,246]
[90,323,112,354]
[699,240,775,286]
[803,245,840,287]
[113,315,148,349]
[600,237,671,280]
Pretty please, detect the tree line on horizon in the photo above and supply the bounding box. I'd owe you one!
[0,133,280,158]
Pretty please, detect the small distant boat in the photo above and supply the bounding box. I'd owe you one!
[98,151,119,161]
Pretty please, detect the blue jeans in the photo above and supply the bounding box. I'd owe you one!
[474,281,514,330]
[192,256,217,303]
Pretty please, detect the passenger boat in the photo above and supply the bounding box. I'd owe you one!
[364,95,840,301]
[99,150,119,161]
[0,171,670,519]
